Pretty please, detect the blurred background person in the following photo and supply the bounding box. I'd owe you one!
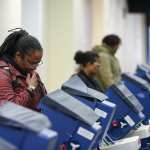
[74,50,102,92]
[92,34,122,91]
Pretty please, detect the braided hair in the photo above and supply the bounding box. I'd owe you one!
[0,29,43,58]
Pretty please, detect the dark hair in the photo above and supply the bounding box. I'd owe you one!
[102,34,121,47]
[74,50,99,66]
[0,29,43,57]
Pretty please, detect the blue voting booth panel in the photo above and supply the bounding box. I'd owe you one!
[0,102,57,150]
[136,64,150,83]
[0,126,57,150]
[39,89,102,150]
[0,138,18,150]
[105,81,145,140]
[122,73,150,124]
[61,75,116,146]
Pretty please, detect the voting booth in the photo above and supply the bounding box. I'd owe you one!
[0,101,57,150]
[61,75,117,147]
[105,81,145,140]
[39,89,102,150]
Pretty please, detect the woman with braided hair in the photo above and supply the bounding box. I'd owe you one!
[0,29,46,111]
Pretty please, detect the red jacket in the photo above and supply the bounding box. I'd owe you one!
[0,59,47,111]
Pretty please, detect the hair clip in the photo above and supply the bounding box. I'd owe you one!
[8,28,23,32]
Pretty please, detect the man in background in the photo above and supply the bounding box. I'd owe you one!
[92,34,122,91]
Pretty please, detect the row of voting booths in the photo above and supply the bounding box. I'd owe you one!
[1,64,150,150]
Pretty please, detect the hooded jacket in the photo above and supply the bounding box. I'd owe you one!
[92,43,121,91]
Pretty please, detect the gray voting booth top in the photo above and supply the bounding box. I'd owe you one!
[62,75,109,102]
[41,89,100,126]
[0,138,18,150]
[137,64,150,80]
[137,64,150,72]
[122,73,150,90]
[113,81,144,113]
[0,101,51,132]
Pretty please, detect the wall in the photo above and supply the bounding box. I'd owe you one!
[43,0,94,91]
[73,0,92,50]
[42,0,75,91]
[92,0,146,73]
[92,0,105,45]
[0,0,21,44]
[21,0,43,42]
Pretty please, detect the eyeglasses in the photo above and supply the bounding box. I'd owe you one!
[25,56,43,67]
[37,60,43,66]
[28,60,43,67]
[22,53,43,68]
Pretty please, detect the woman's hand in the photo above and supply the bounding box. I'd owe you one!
[26,71,38,91]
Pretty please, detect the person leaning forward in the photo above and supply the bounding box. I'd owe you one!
[0,29,46,111]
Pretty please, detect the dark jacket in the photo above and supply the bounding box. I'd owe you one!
[77,71,102,92]
[0,58,47,111]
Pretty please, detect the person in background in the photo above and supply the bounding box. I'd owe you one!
[0,29,46,111]
[92,34,122,91]
[74,50,102,92]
